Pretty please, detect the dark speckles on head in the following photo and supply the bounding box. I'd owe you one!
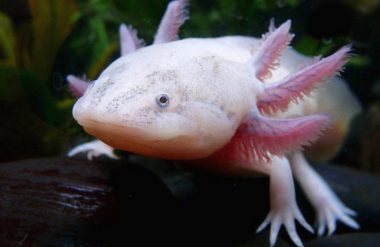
[226,110,236,121]
[106,89,144,113]
[145,69,179,86]
[218,104,236,121]
[91,78,115,106]
[193,55,220,74]
[212,60,220,74]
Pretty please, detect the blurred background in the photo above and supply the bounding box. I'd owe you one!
[0,0,379,175]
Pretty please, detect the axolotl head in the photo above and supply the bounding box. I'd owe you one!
[73,40,255,160]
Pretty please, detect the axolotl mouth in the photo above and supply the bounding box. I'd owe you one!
[74,115,215,160]
[87,121,215,160]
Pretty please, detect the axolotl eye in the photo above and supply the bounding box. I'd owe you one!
[156,93,170,108]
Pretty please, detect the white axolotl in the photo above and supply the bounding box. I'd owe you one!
[68,0,361,246]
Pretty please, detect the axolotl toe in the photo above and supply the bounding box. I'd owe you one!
[69,0,361,246]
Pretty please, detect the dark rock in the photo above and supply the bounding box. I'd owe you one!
[305,233,380,247]
[0,157,112,246]
[0,156,379,246]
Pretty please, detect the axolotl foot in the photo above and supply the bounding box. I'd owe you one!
[289,152,359,237]
[256,199,314,247]
[256,157,314,247]
[314,195,359,236]
[68,140,119,160]
[256,153,360,246]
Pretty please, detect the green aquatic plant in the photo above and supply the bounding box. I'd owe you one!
[0,0,78,161]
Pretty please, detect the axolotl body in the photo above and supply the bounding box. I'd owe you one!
[68,0,361,246]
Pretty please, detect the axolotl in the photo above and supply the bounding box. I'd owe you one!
[68,0,361,246]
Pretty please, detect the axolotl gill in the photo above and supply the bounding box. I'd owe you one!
[68,0,361,246]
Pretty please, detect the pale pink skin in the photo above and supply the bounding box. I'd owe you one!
[68,1,360,246]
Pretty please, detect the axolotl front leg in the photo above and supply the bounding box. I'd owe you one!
[67,0,189,159]
[289,152,359,236]
[210,108,329,247]
[256,156,314,247]
[253,153,359,247]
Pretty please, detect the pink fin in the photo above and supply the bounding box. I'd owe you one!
[153,0,189,44]
[67,75,89,98]
[218,111,330,162]
[119,24,145,56]
[258,45,351,114]
[252,20,294,81]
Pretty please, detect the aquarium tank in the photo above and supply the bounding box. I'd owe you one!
[0,0,379,246]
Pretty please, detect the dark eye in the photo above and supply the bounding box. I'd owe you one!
[156,94,170,108]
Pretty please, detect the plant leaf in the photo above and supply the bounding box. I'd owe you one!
[0,12,16,66]
[28,0,78,81]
